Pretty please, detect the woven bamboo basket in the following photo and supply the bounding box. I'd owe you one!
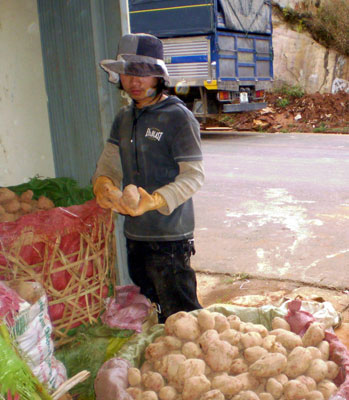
[0,200,117,348]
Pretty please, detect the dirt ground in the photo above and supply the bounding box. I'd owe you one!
[208,91,349,134]
[196,271,349,348]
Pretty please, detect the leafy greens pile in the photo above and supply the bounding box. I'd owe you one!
[8,176,94,207]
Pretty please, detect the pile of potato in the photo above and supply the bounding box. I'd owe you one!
[125,310,339,400]
[0,188,55,223]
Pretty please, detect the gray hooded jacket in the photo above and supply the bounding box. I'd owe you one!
[94,95,204,241]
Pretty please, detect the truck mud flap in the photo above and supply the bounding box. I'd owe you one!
[223,102,268,113]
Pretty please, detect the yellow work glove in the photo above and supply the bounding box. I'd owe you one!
[93,176,128,214]
[120,187,167,217]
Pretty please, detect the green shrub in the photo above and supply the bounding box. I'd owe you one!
[275,0,349,57]
[276,84,305,98]
[313,122,328,133]
[276,98,290,108]
[310,0,349,56]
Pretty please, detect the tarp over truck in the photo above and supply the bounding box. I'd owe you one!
[129,0,272,37]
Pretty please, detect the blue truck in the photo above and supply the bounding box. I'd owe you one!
[128,0,273,120]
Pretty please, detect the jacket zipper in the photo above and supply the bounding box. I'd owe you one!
[132,114,140,174]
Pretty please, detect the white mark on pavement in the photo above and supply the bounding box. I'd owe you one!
[302,249,349,272]
[326,249,349,259]
[226,188,323,258]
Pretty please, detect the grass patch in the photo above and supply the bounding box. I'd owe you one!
[274,84,305,99]
[313,122,328,133]
[276,98,290,108]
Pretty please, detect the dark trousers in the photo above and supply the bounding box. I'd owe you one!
[126,238,202,322]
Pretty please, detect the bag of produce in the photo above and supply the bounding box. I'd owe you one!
[0,179,116,347]
[0,281,67,391]
[94,302,349,400]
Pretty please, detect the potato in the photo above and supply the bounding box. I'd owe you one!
[204,340,239,372]
[142,372,165,392]
[198,330,220,353]
[325,361,339,380]
[37,195,55,210]
[127,387,143,399]
[182,342,202,359]
[176,359,206,384]
[211,374,242,396]
[237,390,260,400]
[262,335,276,351]
[159,354,186,380]
[145,342,168,361]
[317,380,338,400]
[306,359,328,382]
[20,201,32,213]
[283,379,309,400]
[240,322,268,338]
[122,184,140,209]
[296,375,317,392]
[302,323,325,347]
[266,377,283,399]
[20,190,34,203]
[272,317,290,331]
[249,353,287,378]
[307,346,323,360]
[162,336,182,351]
[227,315,241,330]
[141,361,154,374]
[182,374,211,400]
[199,389,224,400]
[197,309,216,331]
[259,393,274,400]
[229,358,249,375]
[219,329,241,346]
[305,390,325,400]
[31,199,38,210]
[317,341,330,361]
[285,346,313,378]
[213,313,230,333]
[0,212,17,222]
[240,332,263,349]
[243,346,268,364]
[0,188,16,203]
[3,198,20,213]
[235,372,259,391]
[269,341,287,356]
[128,367,142,386]
[165,312,201,341]
[273,374,288,386]
[158,386,177,400]
[274,330,303,350]
[141,391,158,400]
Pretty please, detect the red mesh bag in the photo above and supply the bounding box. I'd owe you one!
[0,199,116,347]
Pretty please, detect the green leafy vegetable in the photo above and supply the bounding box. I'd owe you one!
[0,324,51,400]
[8,176,94,207]
[55,323,133,399]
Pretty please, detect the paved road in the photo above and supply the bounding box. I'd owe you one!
[192,132,349,289]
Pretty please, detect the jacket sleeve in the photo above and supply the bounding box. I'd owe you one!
[154,160,205,215]
[92,142,123,189]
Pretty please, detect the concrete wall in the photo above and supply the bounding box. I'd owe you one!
[0,0,54,187]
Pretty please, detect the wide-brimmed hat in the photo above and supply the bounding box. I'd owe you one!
[100,33,170,85]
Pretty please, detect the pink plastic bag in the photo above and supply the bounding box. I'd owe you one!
[101,285,151,333]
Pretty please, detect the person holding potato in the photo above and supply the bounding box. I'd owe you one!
[92,33,204,323]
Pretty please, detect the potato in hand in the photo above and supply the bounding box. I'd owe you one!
[122,184,140,209]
